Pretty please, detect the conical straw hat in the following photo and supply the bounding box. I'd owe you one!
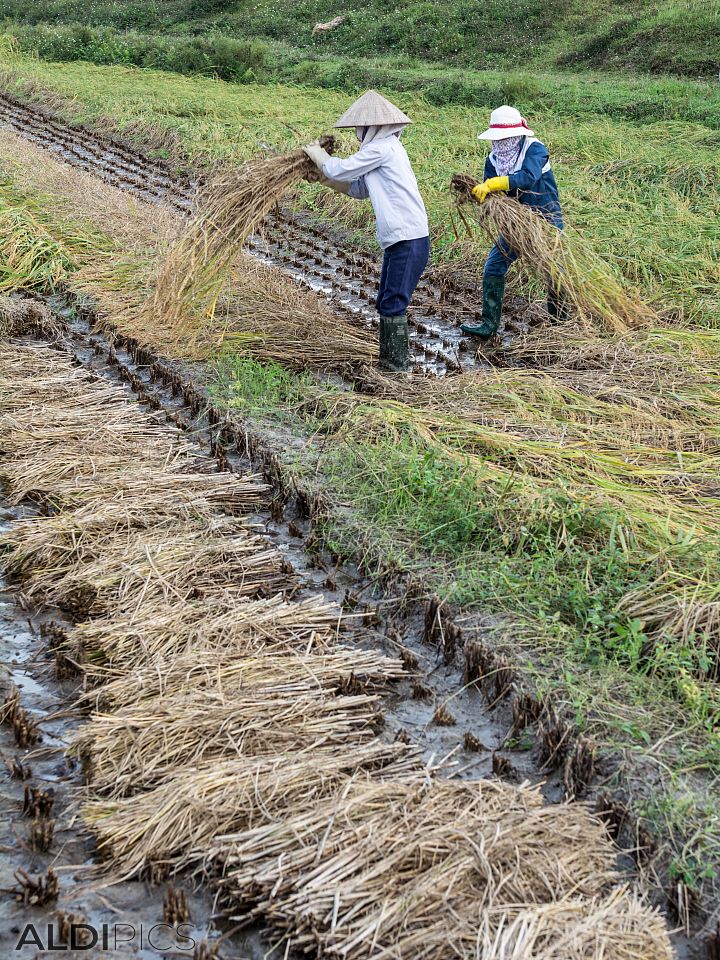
[334,90,412,128]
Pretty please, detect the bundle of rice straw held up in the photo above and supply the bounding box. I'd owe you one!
[149,136,336,341]
[451,173,657,333]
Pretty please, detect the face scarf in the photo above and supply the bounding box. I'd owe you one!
[491,135,525,176]
[355,124,407,145]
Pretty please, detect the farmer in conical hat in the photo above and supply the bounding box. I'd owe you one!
[303,91,430,373]
[460,105,565,340]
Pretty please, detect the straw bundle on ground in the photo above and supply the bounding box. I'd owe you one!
[2,471,268,583]
[82,743,418,879]
[451,175,657,333]
[146,139,335,342]
[0,293,65,339]
[73,688,382,795]
[68,592,339,668]
[0,440,199,505]
[478,888,672,960]
[216,253,376,372]
[84,648,406,711]
[23,467,264,520]
[11,515,286,618]
[75,243,378,370]
[213,778,627,957]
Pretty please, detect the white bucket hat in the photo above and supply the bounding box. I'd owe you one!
[334,89,412,128]
[478,105,534,141]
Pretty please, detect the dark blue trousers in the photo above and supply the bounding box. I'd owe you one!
[376,236,430,316]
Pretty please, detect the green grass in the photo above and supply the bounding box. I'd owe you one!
[2,20,720,123]
[1,0,718,78]
[1,51,719,327]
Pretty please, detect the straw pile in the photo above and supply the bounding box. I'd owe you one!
[83,744,418,877]
[72,688,383,795]
[67,593,339,668]
[8,516,287,618]
[451,174,658,333]
[146,138,336,341]
[477,888,673,960]
[215,254,376,371]
[212,778,670,958]
[0,339,672,959]
[83,648,405,711]
[0,292,65,339]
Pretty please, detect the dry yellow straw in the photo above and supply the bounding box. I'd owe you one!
[451,174,657,333]
[147,138,335,341]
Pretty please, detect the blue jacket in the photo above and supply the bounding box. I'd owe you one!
[484,140,563,228]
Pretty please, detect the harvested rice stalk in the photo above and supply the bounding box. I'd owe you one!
[147,138,336,342]
[10,516,286,618]
[3,472,268,579]
[214,777,620,957]
[451,176,657,333]
[617,572,720,679]
[68,593,339,669]
[358,365,720,453]
[478,887,671,959]
[216,254,376,371]
[73,689,382,795]
[0,294,65,340]
[82,743,418,878]
[84,648,406,711]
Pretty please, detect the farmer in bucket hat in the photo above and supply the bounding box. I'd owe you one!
[460,105,565,340]
[303,91,430,373]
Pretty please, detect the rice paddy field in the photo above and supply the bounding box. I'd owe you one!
[0,21,719,960]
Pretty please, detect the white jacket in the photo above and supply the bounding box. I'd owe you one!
[322,135,429,250]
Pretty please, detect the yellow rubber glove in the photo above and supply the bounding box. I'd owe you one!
[472,176,510,203]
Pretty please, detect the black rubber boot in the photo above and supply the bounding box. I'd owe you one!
[547,284,570,323]
[379,313,409,372]
[460,275,505,339]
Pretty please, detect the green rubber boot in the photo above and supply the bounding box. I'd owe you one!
[547,284,570,323]
[379,313,409,372]
[460,275,505,339]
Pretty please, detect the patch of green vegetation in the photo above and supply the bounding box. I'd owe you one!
[210,351,318,422]
[0,0,717,79]
[324,431,649,632]
[2,22,719,126]
[5,23,270,82]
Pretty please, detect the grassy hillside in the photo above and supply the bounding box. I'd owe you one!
[0,0,717,80]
